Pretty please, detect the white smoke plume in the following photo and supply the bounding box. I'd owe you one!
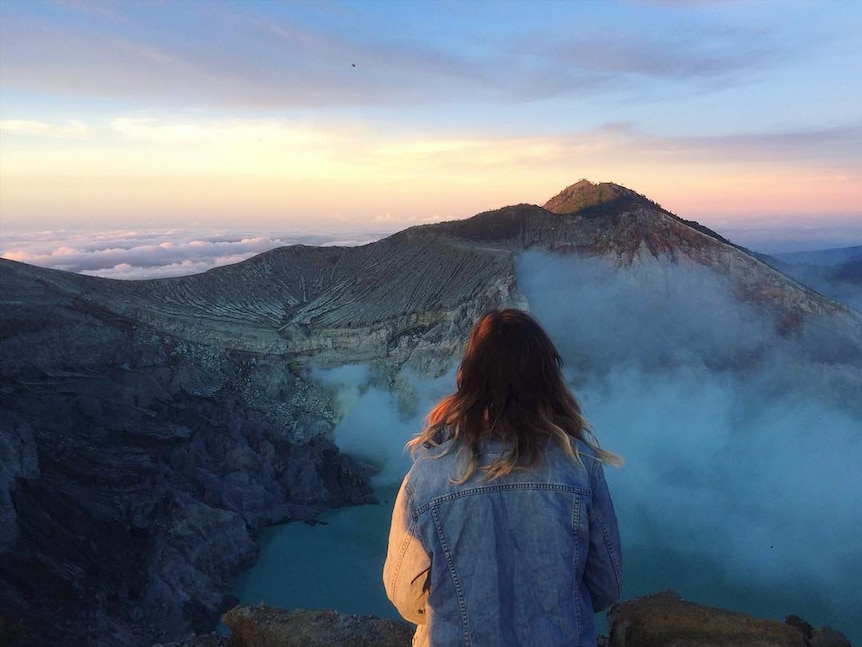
[312,364,457,486]
[516,250,862,638]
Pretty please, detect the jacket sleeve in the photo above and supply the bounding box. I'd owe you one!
[382,473,431,625]
[584,458,623,612]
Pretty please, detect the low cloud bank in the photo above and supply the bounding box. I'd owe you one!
[0,229,388,279]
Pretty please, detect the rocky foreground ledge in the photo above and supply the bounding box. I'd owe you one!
[159,591,852,647]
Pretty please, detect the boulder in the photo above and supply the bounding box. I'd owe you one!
[606,591,851,647]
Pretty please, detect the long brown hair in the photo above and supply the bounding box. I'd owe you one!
[407,308,622,483]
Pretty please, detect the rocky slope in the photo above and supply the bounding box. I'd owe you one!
[2,180,860,646]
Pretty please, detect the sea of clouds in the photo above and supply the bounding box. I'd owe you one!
[287,250,862,640]
[3,221,861,282]
[0,228,390,280]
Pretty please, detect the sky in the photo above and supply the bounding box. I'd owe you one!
[1,0,861,276]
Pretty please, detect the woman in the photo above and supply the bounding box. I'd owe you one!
[383,308,623,647]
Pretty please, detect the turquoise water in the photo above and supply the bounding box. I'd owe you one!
[233,489,859,644]
[231,484,616,634]
[232,485,401,619]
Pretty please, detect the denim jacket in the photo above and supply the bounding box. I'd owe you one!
[383,438,622,647]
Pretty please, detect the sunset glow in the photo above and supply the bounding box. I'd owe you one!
[1,0,860,252]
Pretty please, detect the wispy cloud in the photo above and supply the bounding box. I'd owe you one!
[584,121,862,168]
[0,3,480,109]
[0,119,91,140]
[0,229,385,279]
[107,117,349,148]
[367,121,862,179]
[0,1,819,110]
[552,31,774,81]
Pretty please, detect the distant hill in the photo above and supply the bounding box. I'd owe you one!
[772,245,862,268]
[756,245,862,313]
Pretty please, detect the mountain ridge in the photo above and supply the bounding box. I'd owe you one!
[2,180,853,367]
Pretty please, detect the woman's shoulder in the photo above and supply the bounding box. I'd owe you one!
[411,436,457,469]
[409,426,454,460]
[539,437,603,482]
[572,438,600,461]
[404,439,461,499]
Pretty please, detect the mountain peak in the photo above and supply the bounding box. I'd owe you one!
[543,179,659,216]
[541,179,735,249]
